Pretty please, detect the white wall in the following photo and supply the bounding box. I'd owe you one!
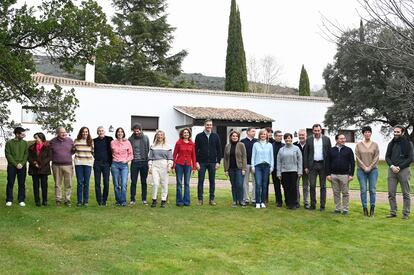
[2,83,392,159]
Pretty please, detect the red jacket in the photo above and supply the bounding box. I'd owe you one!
[173,139,196,170]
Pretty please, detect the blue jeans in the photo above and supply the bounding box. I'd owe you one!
[197,163,216,200]
[228,168,244,204]
[6,165,26,203]
[357,168,378,208]
[175,163,192,206]
[254,163,270,204]
[130,161,148,202]
[75,165,92,204]
[93,161,111,205]
[111,162,129,205]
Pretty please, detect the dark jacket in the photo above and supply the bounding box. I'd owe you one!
[293,141,306,173]
[223,142,247,171]
[195,131,222,164]
[385,137,414,170]
[240,137,257,165]
[28,143,52,175]
[326,145,355,176]
[93,136,113,164]
[272,141,285,173]
[303,135,332,170]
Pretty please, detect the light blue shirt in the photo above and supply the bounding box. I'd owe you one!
[251,141,274,170]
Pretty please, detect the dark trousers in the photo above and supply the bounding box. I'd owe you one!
[228,168,244,204]
[94,161,111,205]
[197,162,216,201]
[6,165,26,203]
[130,160,148,202]
[32,174,48,205]
[309,161,327,208]
[282,172,298,208]
[271,170,283,205]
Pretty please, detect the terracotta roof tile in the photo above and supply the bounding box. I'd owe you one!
[174,106,274,122]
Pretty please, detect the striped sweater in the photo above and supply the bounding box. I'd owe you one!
[148,143,174,168]
[74,139,94,166]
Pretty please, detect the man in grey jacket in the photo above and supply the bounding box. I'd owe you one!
[385,125,413,219]
[304,124,332,211]
[129,124,150,205]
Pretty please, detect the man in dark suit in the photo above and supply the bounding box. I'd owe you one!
[304,124,332,211]
[294,129,308,208]
[195,119,222,206]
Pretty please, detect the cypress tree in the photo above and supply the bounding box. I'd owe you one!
[225,0,248,92]
[298,65,310,96]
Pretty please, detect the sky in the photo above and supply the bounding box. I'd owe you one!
[21,0,363,89]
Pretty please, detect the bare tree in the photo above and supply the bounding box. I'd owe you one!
[247,55,261,93]
[247,55,283,93]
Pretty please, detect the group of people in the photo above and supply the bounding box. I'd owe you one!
[3,121,412,219]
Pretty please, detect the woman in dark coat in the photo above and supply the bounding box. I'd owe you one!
[28,132,51,206]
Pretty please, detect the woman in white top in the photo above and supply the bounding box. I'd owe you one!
[149,130,173,208]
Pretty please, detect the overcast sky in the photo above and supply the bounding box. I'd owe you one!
[102,0,361,90]
[22,0,362,89]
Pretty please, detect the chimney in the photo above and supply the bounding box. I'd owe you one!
[85,56,96,83]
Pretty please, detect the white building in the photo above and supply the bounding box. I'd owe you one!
[0,71,392,163]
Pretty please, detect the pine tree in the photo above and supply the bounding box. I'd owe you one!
[96,0,187,87]
[298,65,310,96]
[225,0,248,92]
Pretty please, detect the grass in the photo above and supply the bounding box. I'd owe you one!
[0,169,413,274]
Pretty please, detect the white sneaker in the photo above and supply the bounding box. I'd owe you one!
[5,201,12,207]
[256,203,261,209]
[19,202,26,207]
[261,203,266,208]
[129,201,136,205]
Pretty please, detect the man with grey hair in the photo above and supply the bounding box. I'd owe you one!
[129,123,150,205]
[385,125,413,219]
[49,126,75,206]
[294,129,309,208]
[93,126,113,206]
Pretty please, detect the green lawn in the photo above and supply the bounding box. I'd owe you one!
[0,169,413,274]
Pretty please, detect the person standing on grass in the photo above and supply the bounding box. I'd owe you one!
[50,127,75,207]
[224,130,247,208]
[28,132,51,207]
[326,134,355,215]
[74,127,94,207]
[294,129,309,209]
[129,123,150,205]
[251,128,274,209]
[173,128,196,207]
[5,127,28,207]
[111,127,133,207]
[93,126,113,206]
[241,127,258,205]
[271,130,284,207]
[195,119,222,206]
[355,126,379,217]
[385,125,413,219]
[148,130,173,208]
[277,133,302,210]
[304,123,332,211]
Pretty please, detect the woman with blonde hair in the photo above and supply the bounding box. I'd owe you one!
[251,128,274,209]
[149,130,173,208]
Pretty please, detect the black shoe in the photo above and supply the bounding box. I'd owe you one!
[36,202,41,207]
[304,204,310,209]
[333,210,341,214]
[342,211,348,215]
[64,201,71,207]
[363,207,369,217]
[402,214,409,220]
[276,204,282,208]
[386,213,397,218]
[320,207,325,212]
[369,206,375,217]
[42,201,48,206]
[151,199,157,208]
[309,205,316,210]
[160,200,166,208]
[296,204,300,208]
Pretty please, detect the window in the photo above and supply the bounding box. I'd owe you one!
[338,130,356,143]
[131,116,159,131]
[22,106,38,123]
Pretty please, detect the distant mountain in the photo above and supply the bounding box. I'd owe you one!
[33,55,325,96]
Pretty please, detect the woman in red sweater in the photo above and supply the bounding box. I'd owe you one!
[173,128,196,206]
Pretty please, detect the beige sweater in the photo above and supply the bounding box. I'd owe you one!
[355,141,379,171]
